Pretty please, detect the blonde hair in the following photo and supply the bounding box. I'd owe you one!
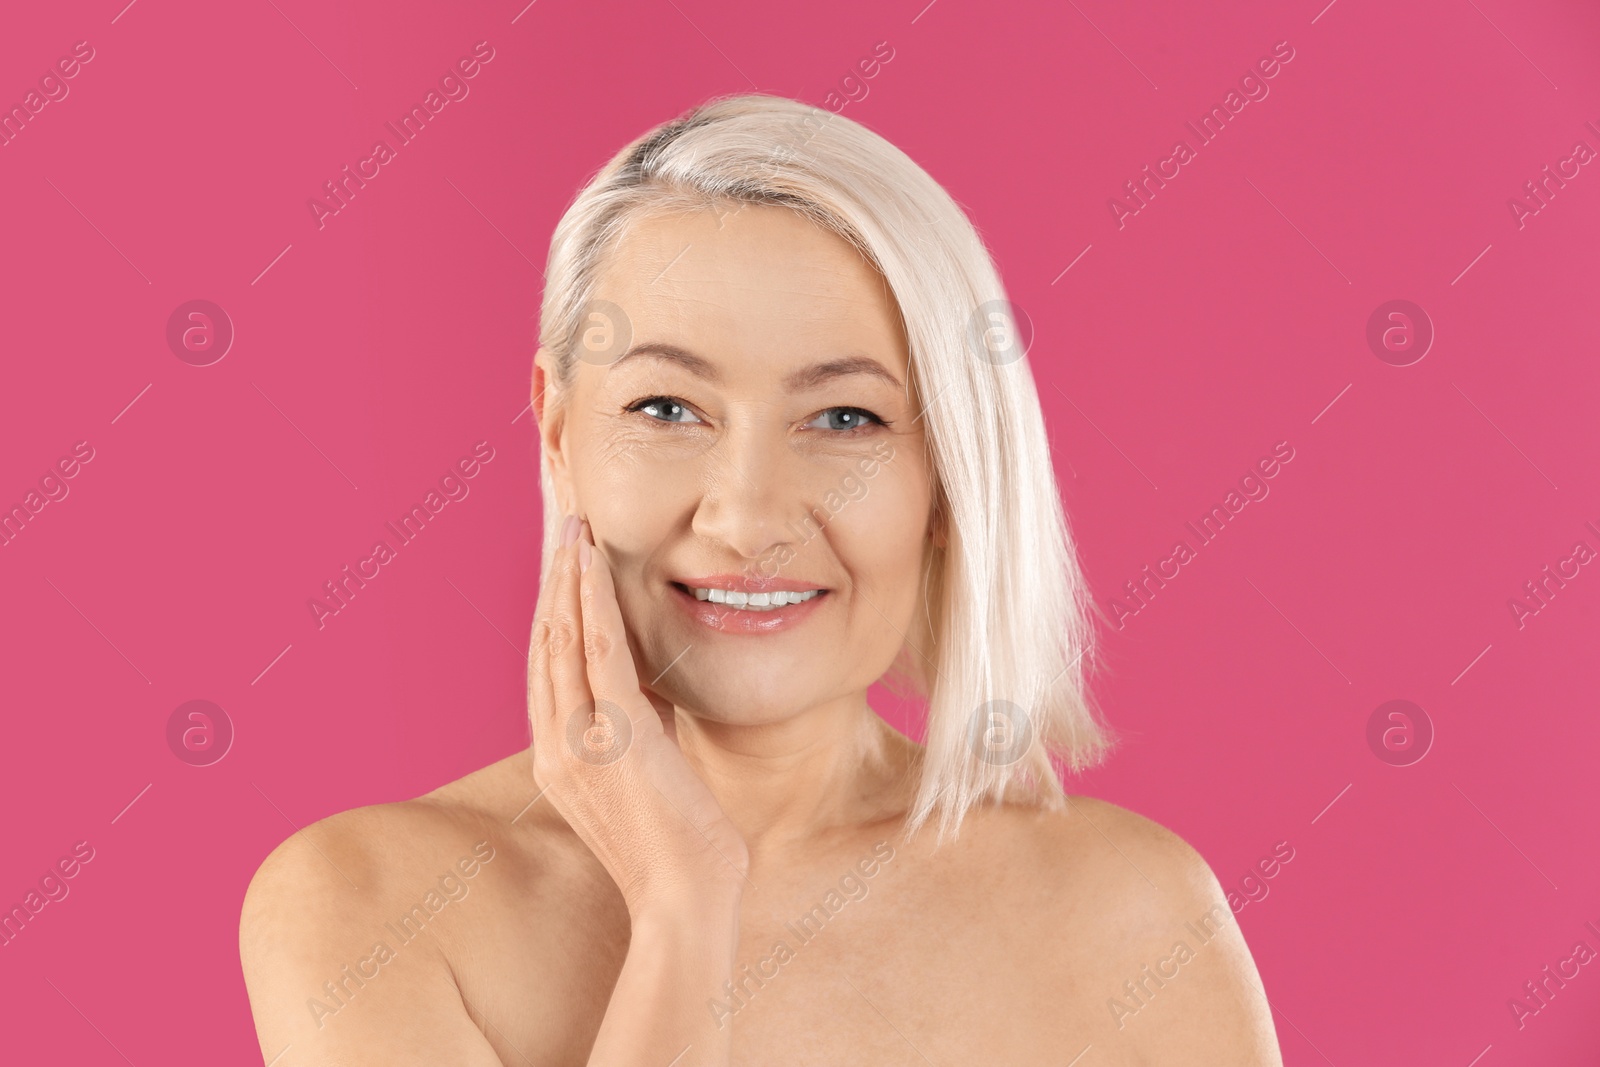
[534,92,1116,843]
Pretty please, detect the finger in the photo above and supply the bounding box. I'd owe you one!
[548,526,599,758]
[577,524,664,742]
[528,627,557,771]
[528,599,553,729]
[527,517,570,745]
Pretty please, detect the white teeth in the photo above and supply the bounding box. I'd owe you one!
[687,586,822,611]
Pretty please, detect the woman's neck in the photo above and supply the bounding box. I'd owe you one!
[672,695,919,861]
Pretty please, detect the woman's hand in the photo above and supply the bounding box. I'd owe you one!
[528,515,750,919]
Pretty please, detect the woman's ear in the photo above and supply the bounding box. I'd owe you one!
[531,347,554,435]
[532,347,575,514]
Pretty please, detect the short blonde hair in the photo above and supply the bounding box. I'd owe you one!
[535,92,1116,842]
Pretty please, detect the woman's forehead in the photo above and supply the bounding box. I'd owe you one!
[592,206,907,362]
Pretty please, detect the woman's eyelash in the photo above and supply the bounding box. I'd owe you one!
[623,396,890,433]
[808,406,889,433]
[624,396,699,423]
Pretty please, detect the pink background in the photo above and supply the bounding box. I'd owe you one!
[2,0,1597,1062]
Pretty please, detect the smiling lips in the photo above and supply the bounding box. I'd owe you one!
[691,586,821,610]
[670,574,830,634]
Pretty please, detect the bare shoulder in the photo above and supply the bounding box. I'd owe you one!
[1011,795,1284,1065]
[239,753,537,1065]
[1050,794,1218,899]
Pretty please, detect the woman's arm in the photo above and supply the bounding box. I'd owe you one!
[1066,797,1284,1066]
[239,815,506,1066]
[533,516,751,1066]
[587,894,743,1065]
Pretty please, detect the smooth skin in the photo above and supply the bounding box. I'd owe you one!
[240,204,1283,1065]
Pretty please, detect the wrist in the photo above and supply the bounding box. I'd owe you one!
[629,896,742,971]
[630,884,743,928]
[627,867,745,915]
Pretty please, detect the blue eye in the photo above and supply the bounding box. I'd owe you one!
[627,397,703,424]
[625,397,887,433]
[805,407,886,433]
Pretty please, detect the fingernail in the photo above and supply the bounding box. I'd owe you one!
[561,514,580,547]
[578,539,591,573]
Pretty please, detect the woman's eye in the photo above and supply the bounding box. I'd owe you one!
[627,397,703,424]
[625,398,884,433]
[806,407,885,433]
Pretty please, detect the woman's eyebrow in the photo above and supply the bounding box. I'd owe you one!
[785,355,903,392]
[611,342,720,380]
[611,342,903,391]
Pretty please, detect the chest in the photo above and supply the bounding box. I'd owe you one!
[452,849,1142,1066]
[716,886,1077,1064]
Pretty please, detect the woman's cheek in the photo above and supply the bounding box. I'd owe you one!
[582,456,688,554]
[842,457,932,607]
[582,425,711,504]
[851,451,929,537]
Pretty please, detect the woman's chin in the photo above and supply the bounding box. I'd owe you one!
[654,681,809,728]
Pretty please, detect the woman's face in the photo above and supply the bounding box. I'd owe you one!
[536,204,938,724]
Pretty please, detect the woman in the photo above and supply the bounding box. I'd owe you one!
[241,93,1282,1065]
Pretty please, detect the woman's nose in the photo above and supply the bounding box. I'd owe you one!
[689,434,806,564]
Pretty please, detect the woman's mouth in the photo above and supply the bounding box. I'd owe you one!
[686,585,822,611]
[669,579,830,634]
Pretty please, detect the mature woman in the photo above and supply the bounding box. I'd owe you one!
[241,93,1282,1065]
